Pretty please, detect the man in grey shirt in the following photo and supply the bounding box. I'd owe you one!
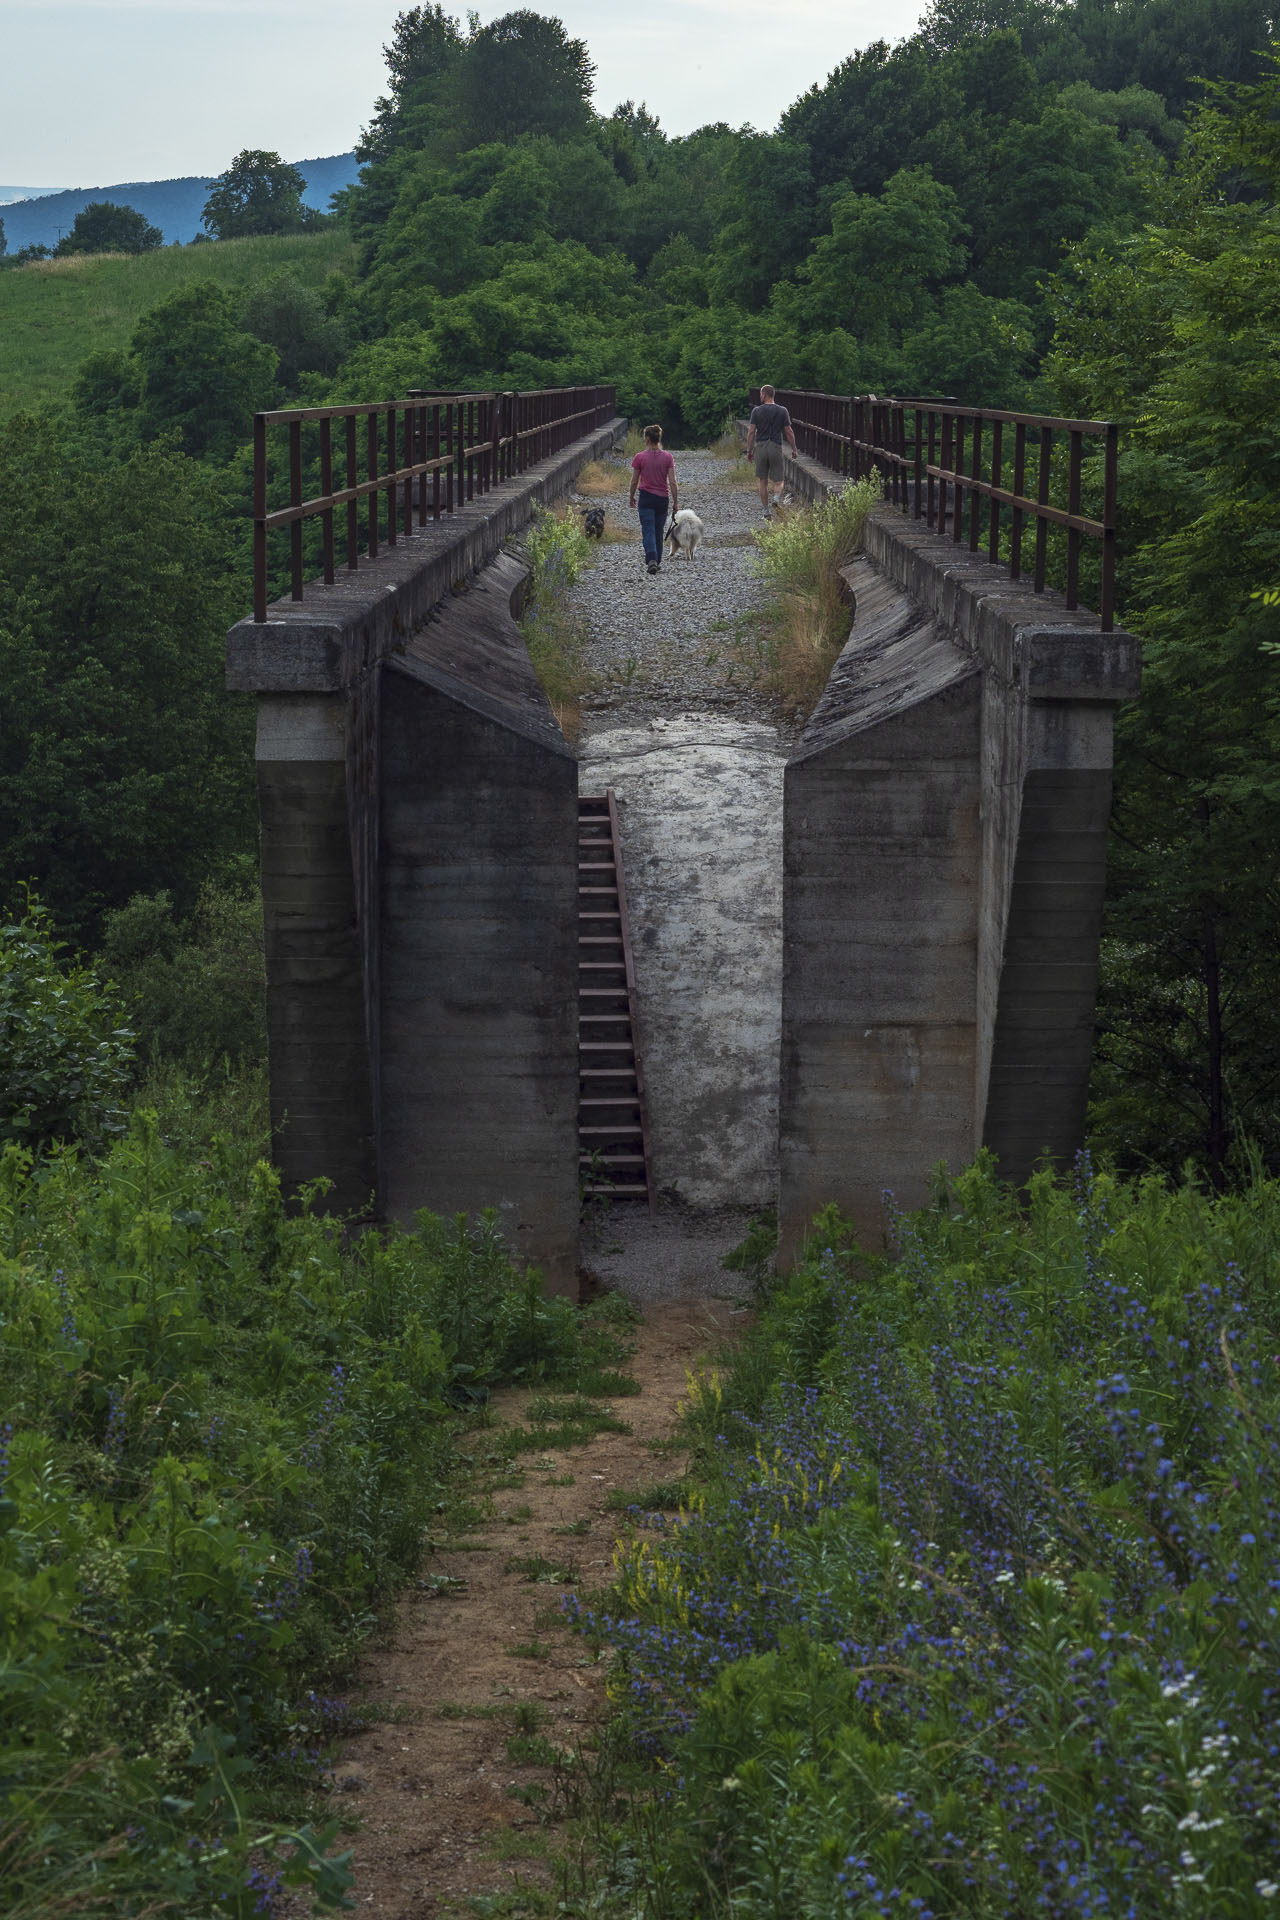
[744,385,798,515]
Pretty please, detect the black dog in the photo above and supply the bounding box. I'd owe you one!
[581,505,606,539]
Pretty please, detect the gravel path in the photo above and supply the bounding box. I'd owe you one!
[565,449,791,1258]
[568,448,787,726]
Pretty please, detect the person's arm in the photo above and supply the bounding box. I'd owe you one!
[744,423,756,460]
[784,423,798,455]
[629,456,638,507]
[669,462,678,514]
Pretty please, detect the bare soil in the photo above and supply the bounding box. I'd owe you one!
[312,1298,741,1916]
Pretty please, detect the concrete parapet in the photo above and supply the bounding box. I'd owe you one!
[228,417,625,695]
[239,422,617,1289]
[778,455,1139,1262]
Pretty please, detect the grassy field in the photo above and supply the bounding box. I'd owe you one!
[0,227,355,416]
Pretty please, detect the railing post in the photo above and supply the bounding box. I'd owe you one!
[289,418,304,600]
[1101,422,1118,633]
[253,413,267,623]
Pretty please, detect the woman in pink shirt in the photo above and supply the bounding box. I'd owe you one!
[628,424,678,575]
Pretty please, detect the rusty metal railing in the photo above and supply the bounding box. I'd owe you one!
[252,385,616,623]
[756,389,1119,633]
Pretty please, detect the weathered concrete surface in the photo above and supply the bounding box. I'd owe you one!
[228,416,625,694]
[379,555,579,1292]
[257,697,377,1211]
[578,712,784,1209]
[238,420,620,1286]
[779,471,1140,1263]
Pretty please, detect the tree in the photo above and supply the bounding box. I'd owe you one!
[0,414,255,941]
[55,201,163,256]
[1047,53,1280,1178]
[454,11,595,148]
[201,151,311,240]
[0,217,5,258]
[128,281,278,459]
[358,3,467,164]
[239,273,347,388]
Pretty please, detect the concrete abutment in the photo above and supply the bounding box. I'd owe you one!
[777,453,1140,1261]
[231,419,625,1294]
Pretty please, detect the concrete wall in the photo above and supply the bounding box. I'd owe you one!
[236,417,624,1288]
[378,554,579,1291]
[778,456,1140,1262]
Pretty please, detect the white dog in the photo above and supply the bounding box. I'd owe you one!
[664,509,704,562]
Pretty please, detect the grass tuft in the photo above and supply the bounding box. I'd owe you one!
[573,459,628,496]
[747,479,880,717]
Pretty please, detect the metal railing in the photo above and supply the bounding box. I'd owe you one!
[757,389,1119,632]
[252,385,616,623]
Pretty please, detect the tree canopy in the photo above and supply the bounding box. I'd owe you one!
[201,150,314,239]
[54,201,163,256]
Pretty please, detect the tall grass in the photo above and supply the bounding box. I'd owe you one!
[750,478,879,716]
[0,229,354,415]
[521,503,597,741]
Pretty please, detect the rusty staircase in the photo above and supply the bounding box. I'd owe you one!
[577,792,656,1210]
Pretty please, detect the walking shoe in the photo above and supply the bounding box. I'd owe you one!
[647,560,658,574]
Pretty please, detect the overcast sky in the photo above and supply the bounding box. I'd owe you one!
[2,0,926,189]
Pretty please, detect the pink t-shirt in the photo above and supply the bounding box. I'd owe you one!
[632,447,675,496]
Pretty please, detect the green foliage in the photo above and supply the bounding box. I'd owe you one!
[454,10,597,151]
[54,200,164,257]
[100,876,265,1075]
[0,1063,631,1915]
[519,503,596,736]
[0,229,353,420]
[0,897,133,1150]
[127,280,278,458]
[584,1157,1280,1916]
[0,413,254,939]
[238,271,347,388]
[201,150,313,241]
[1047,54,1280,1179]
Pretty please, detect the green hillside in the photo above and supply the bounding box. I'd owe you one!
[0,228,354,415]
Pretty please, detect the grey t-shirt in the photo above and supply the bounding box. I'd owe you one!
[749,402,791,443]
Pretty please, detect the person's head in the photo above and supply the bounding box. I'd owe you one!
[644,423,663,445]
[760,385,775,402]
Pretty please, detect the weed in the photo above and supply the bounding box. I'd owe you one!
[505,1553,579,1585]
[573,460,627,496]
[746,478,880,716]
[554,1517,591,1536]
[484,1825,554,1861]
[506,1639,553,1660]
[604,1479,686,1513]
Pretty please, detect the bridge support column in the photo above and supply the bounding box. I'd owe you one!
[778,497,1140,1264]
[256,694,376,1215]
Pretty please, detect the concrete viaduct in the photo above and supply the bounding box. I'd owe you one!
[228,389,1139,1291]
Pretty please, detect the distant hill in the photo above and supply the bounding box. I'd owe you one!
[0,154,360,253]
[0,186,59,204]
[0,227,356,418]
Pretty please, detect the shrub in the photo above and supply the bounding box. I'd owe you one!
[0,1086,630,1915]
[100,875,265,1073]
[582,1155,1280,1917]
[0,896,133,1150]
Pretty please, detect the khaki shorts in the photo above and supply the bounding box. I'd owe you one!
[753,440,786,481]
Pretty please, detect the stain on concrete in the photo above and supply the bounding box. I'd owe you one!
[578,710,784,1209]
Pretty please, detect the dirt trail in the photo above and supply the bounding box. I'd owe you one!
[318,1298,739,1916]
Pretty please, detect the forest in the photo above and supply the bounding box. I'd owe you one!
[1,2,1279,1912]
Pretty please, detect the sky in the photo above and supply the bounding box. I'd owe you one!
[1,0,926,189]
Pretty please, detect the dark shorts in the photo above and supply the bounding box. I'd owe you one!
[754,441,786,480]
